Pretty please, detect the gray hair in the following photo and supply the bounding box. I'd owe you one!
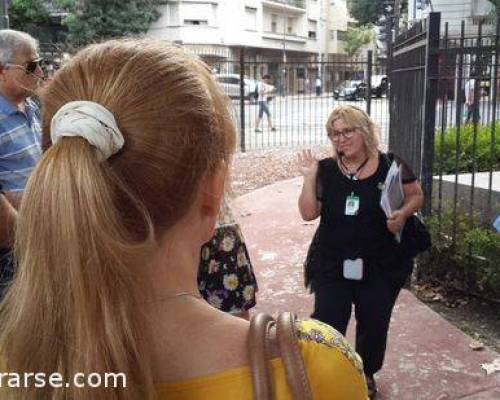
[0,30,39,67]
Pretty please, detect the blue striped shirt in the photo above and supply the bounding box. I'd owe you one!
[0,95,42,192]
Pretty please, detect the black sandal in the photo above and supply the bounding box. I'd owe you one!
[366,375,378,399]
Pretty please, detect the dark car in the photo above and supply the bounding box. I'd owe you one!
[371,75,388,97]
[333,80,368,101]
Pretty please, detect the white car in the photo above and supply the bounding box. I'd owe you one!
[214,73,257,100]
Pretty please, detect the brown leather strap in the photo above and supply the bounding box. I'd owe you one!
[277,313,313,400]
[249,313,275,400]
[248,312,312,400]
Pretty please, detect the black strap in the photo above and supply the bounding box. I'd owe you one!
[339,155,370,180]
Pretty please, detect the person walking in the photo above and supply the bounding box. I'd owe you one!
[0,30,44,297]
[254,74,276,133]
[464,76,478,123]
[0,39,367,400]
[315,76,322,96]
[297,105,424,399]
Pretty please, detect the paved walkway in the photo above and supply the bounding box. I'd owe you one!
[234,177,500,400]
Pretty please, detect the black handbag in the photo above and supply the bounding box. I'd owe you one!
[383,154,432,259]
[398,213,432,259]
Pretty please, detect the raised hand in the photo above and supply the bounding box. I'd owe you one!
[297,150,318,181]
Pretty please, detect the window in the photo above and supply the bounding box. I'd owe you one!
[308,19,317,40]
[167,3,179,25]
[245,6,257,30]
[217,77,239,84]
[271,14,278,33]
[183,3,214,26]
[184,19,208,25]
[287,17,294,34]
[337,30,347,41]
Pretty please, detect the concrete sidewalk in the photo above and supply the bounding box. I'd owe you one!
[234,177,500,400]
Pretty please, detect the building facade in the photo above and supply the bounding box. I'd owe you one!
[408,0,494,35]
[148,1,352,75]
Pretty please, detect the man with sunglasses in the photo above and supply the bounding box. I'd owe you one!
[0,30,43,298]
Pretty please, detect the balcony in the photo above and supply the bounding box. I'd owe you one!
[262,0,306,13]
[272,0,305,7]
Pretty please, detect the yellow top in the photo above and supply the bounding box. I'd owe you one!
[155,319,368,400]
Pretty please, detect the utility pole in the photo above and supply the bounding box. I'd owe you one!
[394,0,401,38]
[1,0,9,29]
[282,13,287,63]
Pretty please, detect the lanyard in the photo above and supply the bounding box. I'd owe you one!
[339,156,369,180]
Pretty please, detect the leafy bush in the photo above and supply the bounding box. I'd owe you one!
[434,122,500,174]
[419,209,500,300]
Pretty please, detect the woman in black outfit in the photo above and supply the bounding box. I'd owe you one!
[297,105,424,399]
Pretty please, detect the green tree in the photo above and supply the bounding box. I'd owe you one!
[9,0,51,30]
[348,0,408,26]
[8,0,74,43]
[344,25,375,56]
[65,0,168,46]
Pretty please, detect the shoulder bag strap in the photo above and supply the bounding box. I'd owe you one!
[249,313,275,400]
[276,312,314,400]
[249,313,313,400]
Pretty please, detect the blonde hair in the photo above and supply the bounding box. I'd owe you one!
[325,105,380,159]
[0,39,236,400]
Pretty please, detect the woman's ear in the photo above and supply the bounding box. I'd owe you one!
[200,163,226,218]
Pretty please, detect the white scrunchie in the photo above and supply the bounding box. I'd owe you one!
[50,101,124,161]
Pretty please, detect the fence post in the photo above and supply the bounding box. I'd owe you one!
[239,48,246,153]
[421,12,440,217]
[366,50,373,115]
[0,0,9,29]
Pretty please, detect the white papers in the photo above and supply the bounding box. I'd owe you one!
[380,160,404,242]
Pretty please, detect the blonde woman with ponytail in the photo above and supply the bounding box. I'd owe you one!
[0,39,367,400]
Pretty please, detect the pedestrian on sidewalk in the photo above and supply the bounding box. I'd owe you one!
[254,74,276,133]
[493,214,500,234]
[0,29,44,299]
[297,105,424,399]
[464,75,479,124]
[315,76,322,96]
[0,39,368,400]
[198,198,258,320]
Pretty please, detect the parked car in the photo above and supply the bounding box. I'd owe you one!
[214,73,275,101]
[371,74,388,97]
[333,80,368,101]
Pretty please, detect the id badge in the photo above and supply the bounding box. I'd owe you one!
[345,192,360,216]
[343,258,363,280]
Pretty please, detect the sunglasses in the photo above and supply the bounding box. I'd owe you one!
[5,58,43,75]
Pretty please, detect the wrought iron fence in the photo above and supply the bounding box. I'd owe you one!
[394,13,500,300]
[204,51,388,152]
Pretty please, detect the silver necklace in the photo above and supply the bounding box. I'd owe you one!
[147,291,203,304]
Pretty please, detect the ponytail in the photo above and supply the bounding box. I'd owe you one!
[0,138,155,400]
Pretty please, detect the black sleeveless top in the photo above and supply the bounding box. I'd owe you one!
[304,152,416,289]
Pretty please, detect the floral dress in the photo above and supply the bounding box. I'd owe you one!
[197,199,258,314]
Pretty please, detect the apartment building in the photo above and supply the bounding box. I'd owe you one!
[148,0,351,75]
[408,0,495,36]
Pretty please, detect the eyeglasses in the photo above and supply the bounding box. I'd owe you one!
[5,58,43,75]
[329,127,357,142]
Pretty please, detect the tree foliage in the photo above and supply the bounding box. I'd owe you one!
[65,0,168,46]
[8,0,168,46]
[344,25,375,56]
[9,0,52,30]
[348,0,408,26]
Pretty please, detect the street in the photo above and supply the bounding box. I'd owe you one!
[231,94,390,150]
